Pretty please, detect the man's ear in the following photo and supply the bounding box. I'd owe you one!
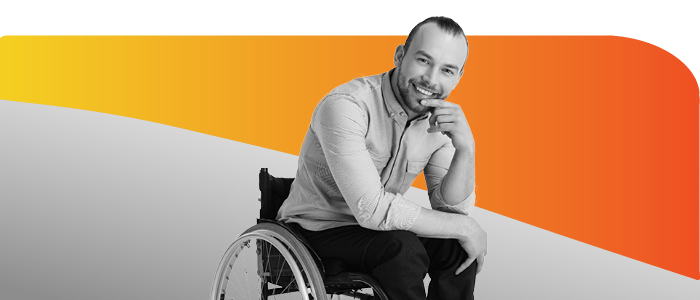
[394,44,405,68]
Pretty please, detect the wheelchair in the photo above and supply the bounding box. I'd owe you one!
[210,168,389,300]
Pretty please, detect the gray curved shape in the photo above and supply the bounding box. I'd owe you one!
[1,100,698,300]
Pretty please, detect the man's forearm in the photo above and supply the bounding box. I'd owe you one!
[409,206,480,240]
[439,148,475,206]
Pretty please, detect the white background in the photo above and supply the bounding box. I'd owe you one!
[0,0,698,79]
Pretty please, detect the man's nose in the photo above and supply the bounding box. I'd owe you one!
[421,67,439,87]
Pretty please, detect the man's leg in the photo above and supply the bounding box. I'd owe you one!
[420,237,478,300]
[292,224,429,300]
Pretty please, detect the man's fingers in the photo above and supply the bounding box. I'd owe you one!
[456,257,475,275]
[421,99,456,108]
[428,122,455,133]
[429,113,455,127]
[435,114,457,123]
[428,107,457,118]
[429,112,438,127]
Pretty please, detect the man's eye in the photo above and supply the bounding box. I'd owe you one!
[443,68,454,75]
[417,58,429,64]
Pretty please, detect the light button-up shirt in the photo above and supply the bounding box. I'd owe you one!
[277,69,475,231]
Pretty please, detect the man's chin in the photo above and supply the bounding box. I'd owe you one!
[408,103,430,115]
[398,90,430,115]
[414,97,433,110]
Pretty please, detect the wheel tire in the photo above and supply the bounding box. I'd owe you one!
[211,223,327,300]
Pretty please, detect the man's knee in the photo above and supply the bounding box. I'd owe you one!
[421,237,469,271]
[368,230,429,270]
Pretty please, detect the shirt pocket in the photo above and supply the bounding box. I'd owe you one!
[400,158,430,192]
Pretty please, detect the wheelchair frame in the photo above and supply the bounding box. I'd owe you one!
[210,168,388,300]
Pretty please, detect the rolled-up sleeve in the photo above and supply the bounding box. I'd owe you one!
[424,142,476,215]
[313,94,422,231]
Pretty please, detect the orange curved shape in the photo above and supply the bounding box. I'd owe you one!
[0,36,697,279]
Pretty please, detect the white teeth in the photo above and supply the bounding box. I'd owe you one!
[415,86,433,96]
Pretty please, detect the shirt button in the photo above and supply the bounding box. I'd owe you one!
[399,112,406,116]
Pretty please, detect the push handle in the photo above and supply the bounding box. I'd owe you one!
[259,168,272,219]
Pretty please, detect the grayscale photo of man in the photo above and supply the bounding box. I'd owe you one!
[278,16,486,299]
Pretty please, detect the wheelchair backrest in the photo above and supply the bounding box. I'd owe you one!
[258,168,295,220]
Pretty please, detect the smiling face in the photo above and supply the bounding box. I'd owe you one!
[393,22,468,117]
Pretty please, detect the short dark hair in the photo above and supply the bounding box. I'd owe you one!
[404,16,468,55]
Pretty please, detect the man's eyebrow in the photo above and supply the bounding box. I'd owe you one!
[443,63,460,71]
[415,50,460,71]
[415,50,433,60]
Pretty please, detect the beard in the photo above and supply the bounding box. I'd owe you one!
[396,65,443,115]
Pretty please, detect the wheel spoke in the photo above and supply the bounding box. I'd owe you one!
[245,239,261,298]
[220,253,240,299]
[229,271,244,299]
[241,240,253,299]
[231,248,250,299]
[212,224,326,300]
[274,254,287,289]
[265,241,272,295]
[292,292,301,300]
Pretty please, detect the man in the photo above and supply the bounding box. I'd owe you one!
[278,16,486,299]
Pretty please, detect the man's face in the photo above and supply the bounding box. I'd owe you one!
[395,23,468,115]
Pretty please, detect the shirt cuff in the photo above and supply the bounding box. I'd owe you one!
[382,194,422,231]
[432,186,476,216]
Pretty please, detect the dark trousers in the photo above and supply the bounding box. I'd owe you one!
[292,224,477,300]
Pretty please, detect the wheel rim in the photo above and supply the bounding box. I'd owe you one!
[212,229,315,300]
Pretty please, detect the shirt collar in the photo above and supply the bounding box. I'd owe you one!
[382,68,431,123]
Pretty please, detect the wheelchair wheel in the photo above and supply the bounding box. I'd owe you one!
[211,223,327,300]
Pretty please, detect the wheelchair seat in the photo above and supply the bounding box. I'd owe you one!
[210,168,388,300]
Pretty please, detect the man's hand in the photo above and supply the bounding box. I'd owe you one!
[420,99,474,152]
[456,217,487,275]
